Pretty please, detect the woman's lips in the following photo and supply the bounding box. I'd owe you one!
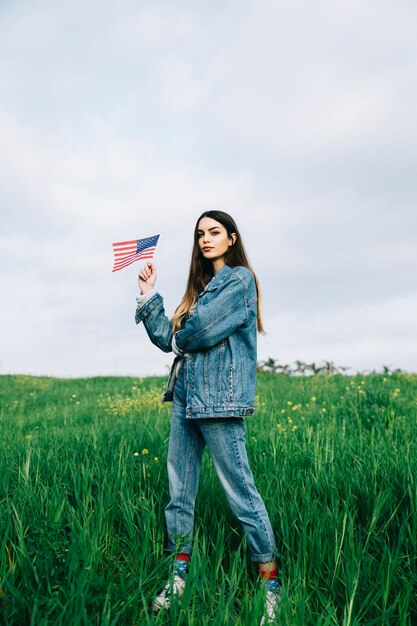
[203,247,213,251]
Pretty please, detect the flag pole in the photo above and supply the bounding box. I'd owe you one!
[149,232,161,267]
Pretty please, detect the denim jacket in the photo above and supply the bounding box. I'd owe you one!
[135,264,258,419]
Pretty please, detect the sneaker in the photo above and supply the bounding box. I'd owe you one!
[260,579,282,625]
[153,556,189,612]
[153,572,186,611]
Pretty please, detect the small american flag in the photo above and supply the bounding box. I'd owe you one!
[112,234,160,272]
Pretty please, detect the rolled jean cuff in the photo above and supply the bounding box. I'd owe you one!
[166,533,193,555]
[167,544,193,556]
[249,548,279,563]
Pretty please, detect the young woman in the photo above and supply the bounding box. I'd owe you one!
[135,211,281,624]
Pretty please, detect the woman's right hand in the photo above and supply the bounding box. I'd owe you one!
[138,262,157,294]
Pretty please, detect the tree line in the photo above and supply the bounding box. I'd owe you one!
[256,358,406,376]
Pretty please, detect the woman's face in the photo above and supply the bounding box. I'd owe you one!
[197,216,236,265]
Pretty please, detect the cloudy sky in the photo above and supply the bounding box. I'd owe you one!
[1,0,416,378]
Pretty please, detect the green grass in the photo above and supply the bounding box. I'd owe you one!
[0,372,416,625]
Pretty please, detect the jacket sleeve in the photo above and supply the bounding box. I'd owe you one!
[135,292,173,353]
[174,274,252,352]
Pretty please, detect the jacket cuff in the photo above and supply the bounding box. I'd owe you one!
[135,292,162,324]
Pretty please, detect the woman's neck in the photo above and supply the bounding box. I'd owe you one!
[212,259,225,275]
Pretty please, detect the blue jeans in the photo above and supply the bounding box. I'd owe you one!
[164,365,278,562]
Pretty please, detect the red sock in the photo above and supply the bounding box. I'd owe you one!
[260,568,278,580]
[175,553,190,561]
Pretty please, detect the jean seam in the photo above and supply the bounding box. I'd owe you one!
[230,420,276,559]
[178,423,202,538]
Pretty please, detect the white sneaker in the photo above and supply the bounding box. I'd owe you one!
[153,573,186,611]
[260,586,282,624]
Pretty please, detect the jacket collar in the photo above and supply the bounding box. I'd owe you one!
[198,264,233,296]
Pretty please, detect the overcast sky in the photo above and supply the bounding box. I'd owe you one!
[1,0,416,378]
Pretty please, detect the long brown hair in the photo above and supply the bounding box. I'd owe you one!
[172,210,265,334]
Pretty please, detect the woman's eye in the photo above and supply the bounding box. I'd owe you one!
[198,231,220,237]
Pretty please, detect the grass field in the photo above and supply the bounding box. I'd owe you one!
[0,372,416,625]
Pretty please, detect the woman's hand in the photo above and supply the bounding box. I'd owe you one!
[138,262,157,294]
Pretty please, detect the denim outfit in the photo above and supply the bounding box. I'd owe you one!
[135,264,257,418]
[135,264,278,562]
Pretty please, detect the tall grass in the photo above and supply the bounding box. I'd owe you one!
[0,373,416,625]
